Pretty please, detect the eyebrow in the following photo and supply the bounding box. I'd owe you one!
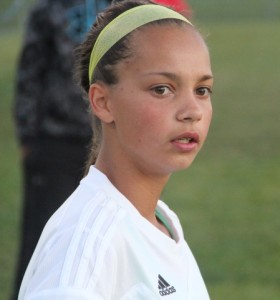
[141,72,213,82]
[142,72,179,81]
[199,74,214,82]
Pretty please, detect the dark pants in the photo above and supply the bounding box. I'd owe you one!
[10,137,90,300]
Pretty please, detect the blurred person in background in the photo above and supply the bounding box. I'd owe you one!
[11,1,110,299]
[154,0,191,15]
[115,0,191,16]
[11,0,190,299]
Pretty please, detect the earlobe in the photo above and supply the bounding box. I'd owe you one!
[89,83,114,123]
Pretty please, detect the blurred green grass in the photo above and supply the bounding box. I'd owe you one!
[0,31,22,299]
[188,0,280,21]
[1,1,280,300]
[0,18,27,300]
[163,21,280,299]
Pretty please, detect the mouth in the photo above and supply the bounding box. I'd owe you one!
[171,132,199,151]
[171,132,199,144]
[175,137,194,144]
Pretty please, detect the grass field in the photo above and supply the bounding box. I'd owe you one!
[164,20,280,299]
[1,1,280,300]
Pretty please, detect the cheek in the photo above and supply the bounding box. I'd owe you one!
[128,104,167,144]
[207,104,213,126]
[139,106,166,135]
[205,105,213,122]
[202,105,213,136]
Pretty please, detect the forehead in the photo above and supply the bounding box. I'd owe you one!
[119,23,210,76]
[128,21,207,58]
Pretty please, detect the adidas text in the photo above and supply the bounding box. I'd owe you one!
[159,286,176,296]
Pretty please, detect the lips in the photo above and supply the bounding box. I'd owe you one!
[170,132,199,152]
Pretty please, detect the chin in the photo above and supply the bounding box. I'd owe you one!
[162,159,196,175]
[173,156,197,172]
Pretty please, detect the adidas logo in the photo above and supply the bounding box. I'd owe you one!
[158,274,176,296]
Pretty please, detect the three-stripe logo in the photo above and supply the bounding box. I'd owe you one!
[158,274,176,296]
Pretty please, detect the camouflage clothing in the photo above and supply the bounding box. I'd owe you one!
[14,0,109,144]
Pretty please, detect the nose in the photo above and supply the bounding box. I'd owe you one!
[176,93,203,122]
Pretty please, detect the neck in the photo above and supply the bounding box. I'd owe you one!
[95,150,170,222]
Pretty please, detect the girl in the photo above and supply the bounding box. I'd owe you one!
[19,0,213,299]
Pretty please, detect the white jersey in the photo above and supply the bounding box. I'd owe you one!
[19,166,210,300]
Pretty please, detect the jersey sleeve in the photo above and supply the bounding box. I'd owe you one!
[19,193,121,299]
[20,288,104,300]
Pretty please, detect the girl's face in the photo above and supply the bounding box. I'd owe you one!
[103,24,213,177]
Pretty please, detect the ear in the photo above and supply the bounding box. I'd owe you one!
[89,83,114,123]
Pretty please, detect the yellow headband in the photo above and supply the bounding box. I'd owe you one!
[88,4,192,82]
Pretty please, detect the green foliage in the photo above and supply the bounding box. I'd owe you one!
[1,2,280,300]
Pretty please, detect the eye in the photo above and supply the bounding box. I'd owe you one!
[196,87,212,97]
[151,85,172,96]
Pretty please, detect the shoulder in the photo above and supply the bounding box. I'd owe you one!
[35,167,133,269]
[21,178,127,295]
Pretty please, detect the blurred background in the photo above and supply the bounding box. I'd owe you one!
[0,0,279,299]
